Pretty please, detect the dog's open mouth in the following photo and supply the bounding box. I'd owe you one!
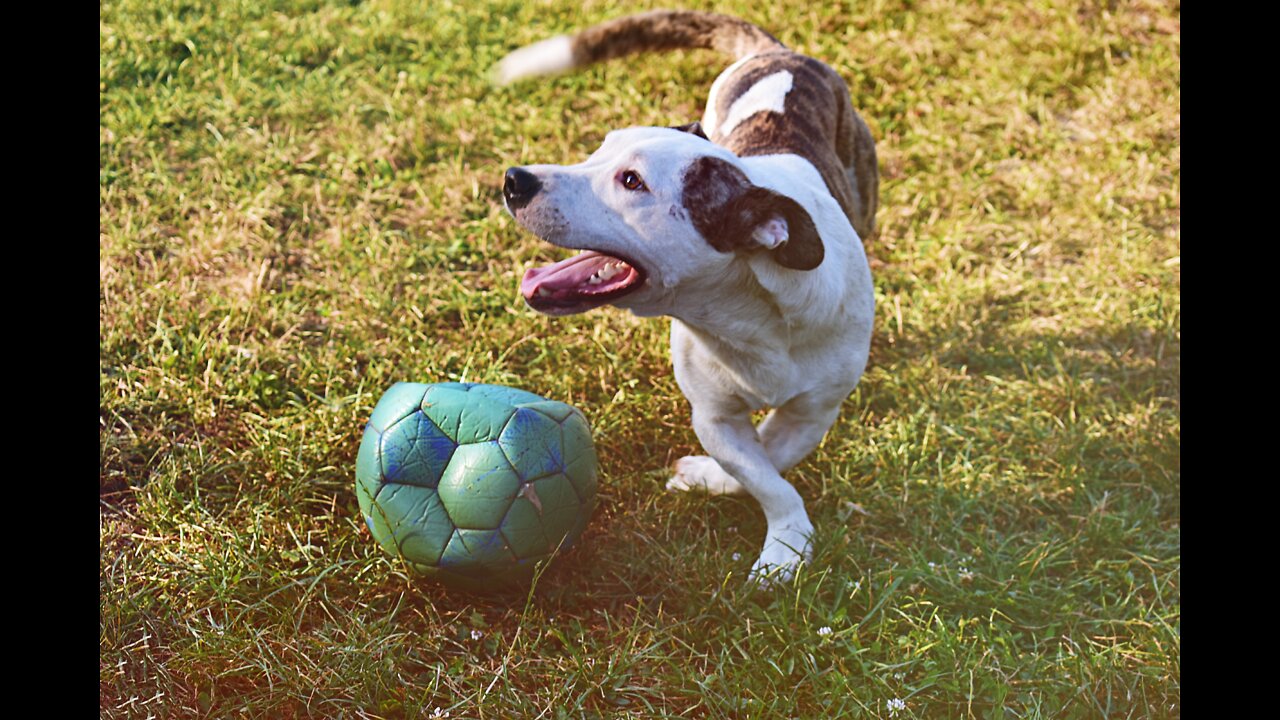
[520,250,646,315]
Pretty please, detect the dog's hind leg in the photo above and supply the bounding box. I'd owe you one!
[667,393,841,493]
[757,393,844,472]
[833,78,880,240]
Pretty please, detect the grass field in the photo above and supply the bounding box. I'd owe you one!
[100,0,1180,717]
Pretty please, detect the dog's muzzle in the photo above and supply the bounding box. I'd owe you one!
[503,167,541,210]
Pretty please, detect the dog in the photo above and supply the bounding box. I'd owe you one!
[495,10,877,584]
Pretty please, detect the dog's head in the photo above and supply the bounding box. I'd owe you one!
[503,125,823,316]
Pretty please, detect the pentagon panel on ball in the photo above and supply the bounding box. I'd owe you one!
[355,382,599,592]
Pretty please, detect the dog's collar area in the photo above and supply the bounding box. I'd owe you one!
[520,250,646,315]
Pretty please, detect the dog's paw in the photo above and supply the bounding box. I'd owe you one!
[748,521,814,587]
[665,456,747,495]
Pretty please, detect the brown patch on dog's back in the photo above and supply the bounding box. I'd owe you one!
[709,53,878,240]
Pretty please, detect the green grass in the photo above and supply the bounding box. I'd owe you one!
[100,0,1180,717]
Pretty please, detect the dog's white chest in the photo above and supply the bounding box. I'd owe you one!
[670,319,805,411]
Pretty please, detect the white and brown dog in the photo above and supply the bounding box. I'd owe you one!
[495,10,878,584]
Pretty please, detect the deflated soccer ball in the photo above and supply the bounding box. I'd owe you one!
[355,382,598,591]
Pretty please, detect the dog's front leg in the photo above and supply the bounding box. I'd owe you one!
[690,403,814,584]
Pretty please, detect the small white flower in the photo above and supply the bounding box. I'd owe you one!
[887,697,906,715]
[959,566,974,582]
[846,579,862,591]
[893,672,905,680]
[732,552,742,561]
[431,707,449,718]
[817,626,833,636]
[470,629,484,641]
[927,561,937,570]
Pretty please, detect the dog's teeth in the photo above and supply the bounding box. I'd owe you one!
[587,275,603,285]
[598,265,621,281]
[537,288,551,297]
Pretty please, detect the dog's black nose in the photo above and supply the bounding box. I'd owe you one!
[503,167,541,210]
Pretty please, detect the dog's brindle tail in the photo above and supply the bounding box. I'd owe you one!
[494,10,785,85]
[569,10,785,65]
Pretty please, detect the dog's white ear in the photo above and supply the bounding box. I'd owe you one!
[682,156,824,271]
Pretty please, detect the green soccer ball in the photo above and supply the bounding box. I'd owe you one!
[355,382,598,591]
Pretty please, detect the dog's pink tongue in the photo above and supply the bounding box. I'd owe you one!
[521,251,633,300]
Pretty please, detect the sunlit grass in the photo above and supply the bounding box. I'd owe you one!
[101,0,1179,717]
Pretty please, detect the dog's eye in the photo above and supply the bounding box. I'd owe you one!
[619,170,646,192]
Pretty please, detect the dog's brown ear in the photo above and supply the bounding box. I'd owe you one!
[682,156,824,271]
[739,189,824,270]
[670,121,709,140]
